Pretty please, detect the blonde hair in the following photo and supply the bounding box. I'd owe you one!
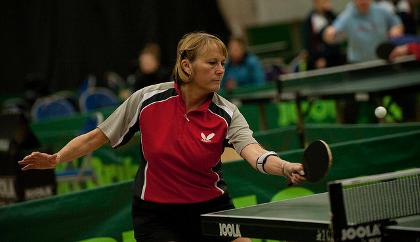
[172,32,227,84]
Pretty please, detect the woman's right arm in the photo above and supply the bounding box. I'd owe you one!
[19,128,109,170]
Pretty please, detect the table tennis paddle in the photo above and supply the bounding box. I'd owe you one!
[376,42,396,60]
[289,140,332,185]
[303,140,332,182]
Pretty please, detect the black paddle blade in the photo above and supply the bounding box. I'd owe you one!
[303,140,332,182]
[376,42,396,60]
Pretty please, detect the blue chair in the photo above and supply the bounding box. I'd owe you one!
[31,96,76,121]
[55,112,104,186]
[79,87,119,112]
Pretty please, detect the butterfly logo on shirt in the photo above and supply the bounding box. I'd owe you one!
[200,132,215,143]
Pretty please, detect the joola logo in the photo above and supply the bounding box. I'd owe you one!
[219,223,241,237]
[201,132,215,143]
[341,223,381,241]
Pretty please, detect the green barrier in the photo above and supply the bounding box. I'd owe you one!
[253,122,420,152]
[242,98,405,131]
[32,122,420,195]
[239,100,337,131]
[223,129,420,203]
[304,122,420,145]
[1,129,419,242]
[0,181,133,242]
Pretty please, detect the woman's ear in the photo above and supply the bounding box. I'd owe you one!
[181,59,192,76]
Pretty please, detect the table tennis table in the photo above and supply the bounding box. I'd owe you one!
[201,192,420,241]
[222,56,420,145]
[225,55,420,102]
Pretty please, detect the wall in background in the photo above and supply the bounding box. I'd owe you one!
[218,0,349,36]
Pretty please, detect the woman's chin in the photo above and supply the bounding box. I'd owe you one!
[211,83,221,92]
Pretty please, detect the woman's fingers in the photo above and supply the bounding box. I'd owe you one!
[18,152,55,170]
[22,164,36,171]
[288,170,306,184]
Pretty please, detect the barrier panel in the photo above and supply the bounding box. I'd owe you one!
[1,130,419,242]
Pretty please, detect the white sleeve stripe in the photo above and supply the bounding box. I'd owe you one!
[139,95,178,117]
[208,109,229,130]
[113,88,174,148]
[213,102,234,118]
[113,103,142,148]
[141,89,171,103]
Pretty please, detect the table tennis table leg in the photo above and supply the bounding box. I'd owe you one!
[295,92,306,148]
[257,102,268,131]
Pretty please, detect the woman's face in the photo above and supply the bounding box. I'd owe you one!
[189,43,226,93]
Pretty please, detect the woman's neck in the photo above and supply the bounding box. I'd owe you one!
[180,84,209,113]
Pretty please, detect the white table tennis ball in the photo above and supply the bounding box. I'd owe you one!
[375,106,387,119]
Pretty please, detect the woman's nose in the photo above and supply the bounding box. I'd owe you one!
[215,63,224,74]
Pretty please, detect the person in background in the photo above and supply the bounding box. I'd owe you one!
[221,36,265,91]
[127,42,170,92]
[302,0,346,69]
[18,32,305,242]
[102,71,128,99]
[392,0,417,35]
[323,0,404,63]
[376,0,417,35]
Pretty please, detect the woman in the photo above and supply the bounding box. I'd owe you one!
[19,32,305,242]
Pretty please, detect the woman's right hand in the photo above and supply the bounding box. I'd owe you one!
[18,152,59,170]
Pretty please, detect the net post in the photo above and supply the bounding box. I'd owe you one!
[328,181,347,242]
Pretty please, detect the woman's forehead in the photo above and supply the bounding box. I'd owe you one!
[197,42,226,58]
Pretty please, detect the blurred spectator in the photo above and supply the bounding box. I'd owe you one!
[376,0,417,34]
[376,0,396,13]
[221,36,265,91]
[324,0,404,63]
[24,73,50,108]
[393,0,417,35]
[302,0,346,70]
[102,71,127,99]
[127,43,170,92]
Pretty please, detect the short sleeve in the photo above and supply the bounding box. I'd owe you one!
[226,107,258,154]
[98,91,143,148]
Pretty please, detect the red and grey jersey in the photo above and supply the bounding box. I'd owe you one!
[98,82,257,204]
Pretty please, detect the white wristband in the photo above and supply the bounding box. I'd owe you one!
[256,151,278,174]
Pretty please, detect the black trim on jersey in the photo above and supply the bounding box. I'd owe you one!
[212,161,228,193]
[133,87,177,199]
[114,118,139,149]
[223,139,234,148]
[117,88,177,149]
[209,102,232,125]
[140,88,178,111]
[210,103,233,149]
[133,140,148,200]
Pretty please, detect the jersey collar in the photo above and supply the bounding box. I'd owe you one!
[174,81,214,113]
